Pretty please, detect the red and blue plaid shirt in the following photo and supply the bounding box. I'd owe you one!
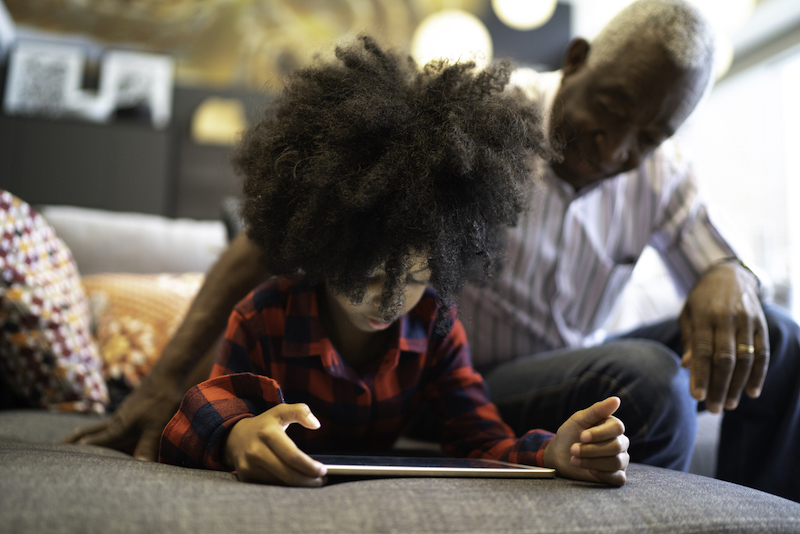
[159,277,554,470]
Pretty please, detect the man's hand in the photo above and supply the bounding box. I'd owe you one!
[63,370,186,460]
[679,261,769,413]
[63,338,218,460]
[223,403,327,487]
[64,232,271,459]
[543,397,629,487]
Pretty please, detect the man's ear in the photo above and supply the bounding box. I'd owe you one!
[562,38,590,76]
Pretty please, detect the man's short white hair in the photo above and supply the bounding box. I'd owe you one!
[589,0,715,72]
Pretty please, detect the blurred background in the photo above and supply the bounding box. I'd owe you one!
[0,0,798,317]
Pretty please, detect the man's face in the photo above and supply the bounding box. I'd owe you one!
[549,37,710,190]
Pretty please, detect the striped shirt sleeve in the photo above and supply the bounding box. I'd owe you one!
[648,143,738,296]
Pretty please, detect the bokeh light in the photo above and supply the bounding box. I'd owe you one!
[411,9,493,69]
[491,0,557,31]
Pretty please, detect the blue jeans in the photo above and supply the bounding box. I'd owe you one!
[480,339,696,472]
[481,304,800,502]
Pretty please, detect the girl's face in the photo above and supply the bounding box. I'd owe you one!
[325,254,432,334]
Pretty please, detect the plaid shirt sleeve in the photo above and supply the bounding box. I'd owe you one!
[159,306,284,470]
[427,317,555,467]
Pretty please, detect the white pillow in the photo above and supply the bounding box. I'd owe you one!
[38,205,227,275]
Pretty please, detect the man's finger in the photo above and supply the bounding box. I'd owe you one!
[745,322,770,399]
[69,419,129,449]
[689,322,714,403]
[62,420,111,444]
[133,426,164,462]
[705,324,736,412]
[681,349,692,369]
[678,308,693,367]
[725,329,755,410]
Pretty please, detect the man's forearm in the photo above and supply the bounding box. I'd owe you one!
[154,232,272,381]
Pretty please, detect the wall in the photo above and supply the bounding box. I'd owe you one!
[678,45,800,316]
[0,1,571,220]
[0,78,269,219]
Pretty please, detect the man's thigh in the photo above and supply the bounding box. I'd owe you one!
[481,339,696,469]
[481,340,683,433]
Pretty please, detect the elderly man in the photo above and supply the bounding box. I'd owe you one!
[456,0,799,501]
[69,0,799,502]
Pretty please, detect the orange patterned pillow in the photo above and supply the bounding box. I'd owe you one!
[0,190,109,413]
[82,273,204,389]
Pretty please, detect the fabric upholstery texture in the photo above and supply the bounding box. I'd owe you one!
[0,191,108,413]
[81,272,204,389]
[2,410,800,534]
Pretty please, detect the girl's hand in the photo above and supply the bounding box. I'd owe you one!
[543,396,630,487]
[223,403,327,487]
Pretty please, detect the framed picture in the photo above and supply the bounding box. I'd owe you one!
[99,50,174,129]
[3,40,174,129]
[0,1,14,64]
[3,41,86,118]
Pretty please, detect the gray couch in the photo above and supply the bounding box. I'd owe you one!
[3,206,799,533]
[2,409,800,534]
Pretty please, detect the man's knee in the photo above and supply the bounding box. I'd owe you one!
[597,339,690,402]
[600,340,696,468]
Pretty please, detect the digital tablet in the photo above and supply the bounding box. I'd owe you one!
[311,455,555,479]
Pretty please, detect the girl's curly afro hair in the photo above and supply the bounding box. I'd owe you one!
[234,35,550,326]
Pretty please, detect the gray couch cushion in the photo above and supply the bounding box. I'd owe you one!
[2,410,799,534]
[0,409,108,443]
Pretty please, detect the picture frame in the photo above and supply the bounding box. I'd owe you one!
[99,50,174,129]
[3,40,86,118]
[3,40,174,129]
[0,0,14,64]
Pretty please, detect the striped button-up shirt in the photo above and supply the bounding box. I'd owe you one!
[458,70,738,368]
[159,277,554,470]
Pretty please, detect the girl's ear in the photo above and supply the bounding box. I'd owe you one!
[562,38,590,77]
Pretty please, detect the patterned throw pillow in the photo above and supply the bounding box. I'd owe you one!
[82,272,204,389]
[0,190,109,413]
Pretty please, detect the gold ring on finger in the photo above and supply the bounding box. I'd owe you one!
[737,343,755,354]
